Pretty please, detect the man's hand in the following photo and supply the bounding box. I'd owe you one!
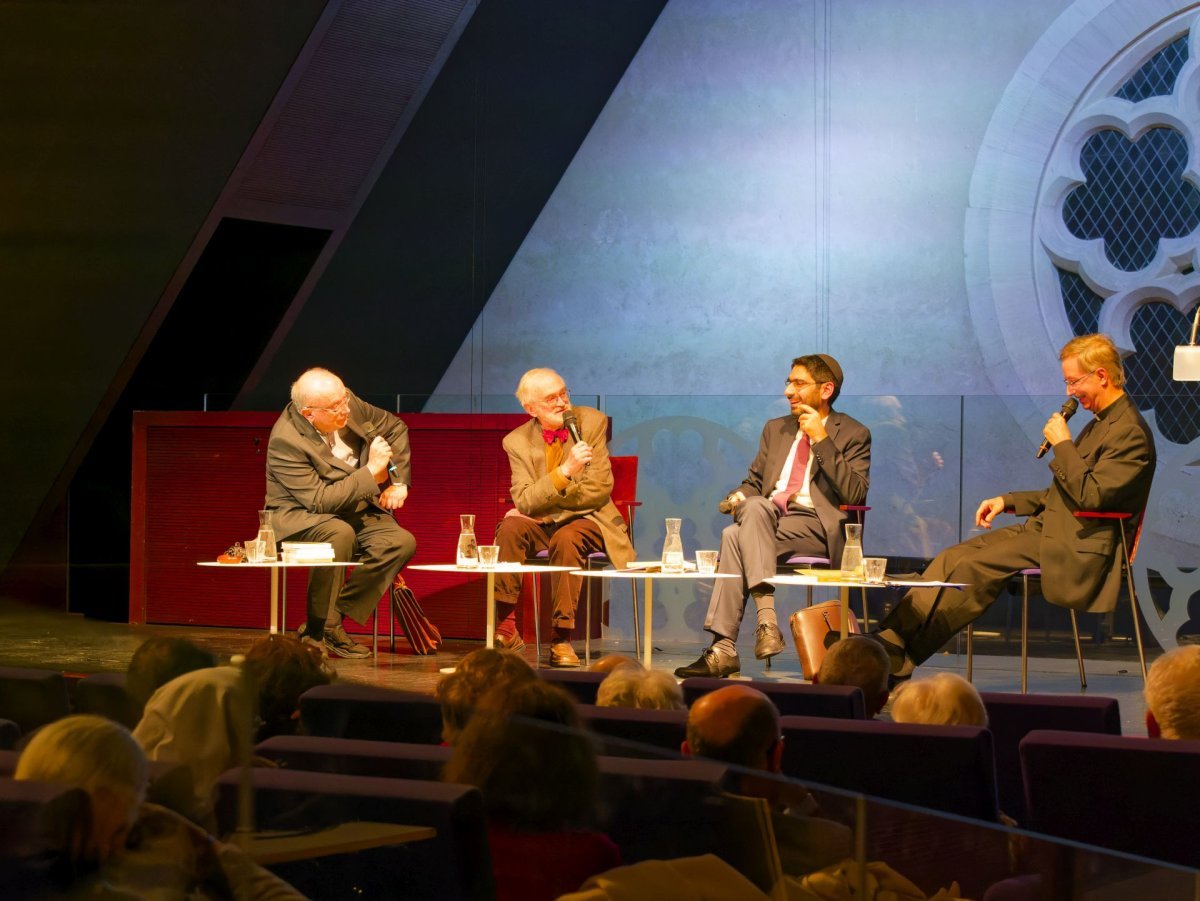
[1042,411,1072,450]
[561,440,593,478]
[379,483,408,511]
[795,404,828,444]
[367,436,393,479]
[974,496,1007,529]
[724,490,747,511]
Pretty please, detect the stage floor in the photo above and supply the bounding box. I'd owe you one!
[0,598,1156,735]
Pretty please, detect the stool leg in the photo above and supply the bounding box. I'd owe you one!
[859,587,869,630]
[1069,610,1087,690]
[531,573,542,663]
[966,624,973,683]
[584,561,593,667]
[1021,575,1030,694]
[1120,530,1148,682]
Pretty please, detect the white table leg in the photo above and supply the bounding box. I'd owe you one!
[642,578,654,669]
[270,568,280,634]
[839,587,849,639]
[486,570,496,649]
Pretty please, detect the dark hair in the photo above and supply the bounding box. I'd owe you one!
[436,647,536,743]
[443,680,598,831]
[126,637,217,708]
[243,634,333,738]
[791,354,842,403]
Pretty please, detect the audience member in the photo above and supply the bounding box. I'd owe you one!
[1144,644,1200,739]
[683,685,851,876]
[435,647,537,744]
[444,679,619,901]
[589,653,642,675]
[596,666,684,710]
[15,714,302,899]
[125,636,217,710]
[814,635,890,717]
[889,673,987,727]
[133,634,332,822]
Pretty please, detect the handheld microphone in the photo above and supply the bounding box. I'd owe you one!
[364,423,399,478]
[1036,397,1079,459]
[562,409,583,444]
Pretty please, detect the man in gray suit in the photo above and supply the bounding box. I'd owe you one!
[265,367,416,658]
[494,368,634,667]
[676,355,872,678]
[874,333,1156,680]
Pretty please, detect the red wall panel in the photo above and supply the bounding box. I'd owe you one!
[131,412,533,639]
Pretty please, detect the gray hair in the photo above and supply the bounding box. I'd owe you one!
[890,673,987,727]
[514,368,564,406]
[596,667,684,710]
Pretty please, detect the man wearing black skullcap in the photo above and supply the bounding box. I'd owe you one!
[676,355,872,678]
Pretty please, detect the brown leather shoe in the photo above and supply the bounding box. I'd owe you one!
[495,632,526,653]
[548,640,581,668]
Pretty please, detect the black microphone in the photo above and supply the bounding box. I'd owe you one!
[562,409,583,444]
[1036,397,1079,459]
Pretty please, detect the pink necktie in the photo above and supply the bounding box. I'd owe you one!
[773,436,810,514]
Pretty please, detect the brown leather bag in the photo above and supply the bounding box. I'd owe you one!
[390,574,442,655]
[789,600,861,680]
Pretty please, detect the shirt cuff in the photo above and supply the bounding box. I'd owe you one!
[550,467,570,491]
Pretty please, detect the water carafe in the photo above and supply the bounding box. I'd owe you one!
[257,510,278,561]
[839,521,864,579]
[661,517,684,573]
[456,514,479,568]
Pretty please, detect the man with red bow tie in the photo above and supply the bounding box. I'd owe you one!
[494,368,634,666]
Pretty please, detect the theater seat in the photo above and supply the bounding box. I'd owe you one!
[214,768,491,900]
[682,677,865,719]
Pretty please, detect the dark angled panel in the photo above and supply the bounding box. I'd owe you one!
[248,0,670,404]
[70,219,330,620]
[0,0,326,601]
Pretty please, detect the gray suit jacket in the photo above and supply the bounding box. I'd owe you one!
[735,411,872,565]
[264,391,410,542]
[1005,394,1155,613]
[503,405,634,568]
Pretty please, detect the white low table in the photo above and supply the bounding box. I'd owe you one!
[573,568,738,670]
[197,560,354,636]
[767,573,966,640]
[409,563,575,652]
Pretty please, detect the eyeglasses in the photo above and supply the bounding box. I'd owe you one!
[785,379,819,390]
[536,388,570,405]
[1063,370,1097,389]
[307,394,350,415]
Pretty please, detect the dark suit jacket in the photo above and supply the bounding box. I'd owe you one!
[735,411,872,565]
[264,391,410,542]
[1005,394,1155,613]
[503,405,634,568]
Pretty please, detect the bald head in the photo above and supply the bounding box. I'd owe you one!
[291,368,345,410]
[685,685,780,770]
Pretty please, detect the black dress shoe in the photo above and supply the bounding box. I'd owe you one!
[867,632,913,677]
[754,623,785,660]
[674,647,740,679]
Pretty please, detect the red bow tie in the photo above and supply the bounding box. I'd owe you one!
[542,428,570,445]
